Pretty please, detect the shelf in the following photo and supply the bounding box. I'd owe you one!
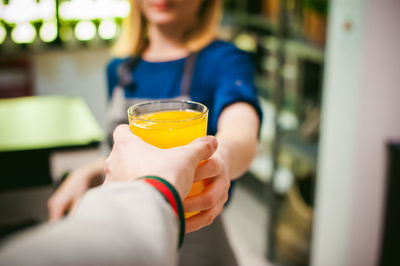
[254,75,273,98]
[284,38,325,62]
[250,151,273,184]
[280,135,318,170]
[223,12,325,63]
[236,13,279,34]
[223,11,279,34]
[223,7,326,265]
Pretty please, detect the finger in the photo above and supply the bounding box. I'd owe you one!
[194,158,221,182]
[113,124,158,150]
[184,136,217,164]
[103,176,111,185]
[48,198,69,222]
[183,177,229,212]
[112,124,132,143]
[69,198,82,216]
[185,196,226,233]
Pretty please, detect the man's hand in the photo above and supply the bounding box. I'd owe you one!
[104,125,218,198]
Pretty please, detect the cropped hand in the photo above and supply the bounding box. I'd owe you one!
[104,125,218,198]
[47,162,104,222]
[182,151,231,233]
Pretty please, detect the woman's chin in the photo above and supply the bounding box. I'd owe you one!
[147,14,177,26]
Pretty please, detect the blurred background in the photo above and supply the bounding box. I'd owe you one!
[0,0,399,265]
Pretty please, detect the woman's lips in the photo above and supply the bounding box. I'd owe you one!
[152,2,171,11]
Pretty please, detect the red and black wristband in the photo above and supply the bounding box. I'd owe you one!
[141,176,185,248]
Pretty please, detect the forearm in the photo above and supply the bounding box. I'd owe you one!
[216,103,260,180]
[0,182,179,266]
[216,133,257,180]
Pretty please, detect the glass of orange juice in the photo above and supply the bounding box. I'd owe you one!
[127,100,208,218]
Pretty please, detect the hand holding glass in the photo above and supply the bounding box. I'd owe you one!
[128,100,208,218]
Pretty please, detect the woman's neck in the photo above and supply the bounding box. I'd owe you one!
[142,23,190,62]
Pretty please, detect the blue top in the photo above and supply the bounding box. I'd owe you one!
[106,40,262,135]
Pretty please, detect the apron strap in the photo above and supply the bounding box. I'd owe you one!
[116,57,140,90]
[180,52,198,97]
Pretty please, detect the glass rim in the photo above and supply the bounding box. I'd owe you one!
[127,100,209,123]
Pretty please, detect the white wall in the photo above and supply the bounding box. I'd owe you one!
[348,0,400,264]
[33,48,111,129]
[312,0,400,265]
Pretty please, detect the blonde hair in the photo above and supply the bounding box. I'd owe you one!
[112,0,222,57]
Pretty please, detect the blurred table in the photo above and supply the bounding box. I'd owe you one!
[0,96,104,191]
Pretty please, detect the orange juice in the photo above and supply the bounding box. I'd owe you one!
[129,110,207,149]
[128,101,208,218]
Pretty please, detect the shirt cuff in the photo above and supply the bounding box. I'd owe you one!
[140,176,185,248]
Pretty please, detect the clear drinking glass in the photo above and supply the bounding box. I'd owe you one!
[128,100,209,218]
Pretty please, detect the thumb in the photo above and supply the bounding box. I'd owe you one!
[184,136,218,164]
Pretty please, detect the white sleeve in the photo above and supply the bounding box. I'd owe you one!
[0,182,179,266]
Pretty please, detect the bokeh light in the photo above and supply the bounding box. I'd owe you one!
[59,0,130,21]
[11,23,37,44]
[37,0,57,21]
[39,21,58,43]
[98,19,118,40]
[2,0,130,45]
[3,0,38,23]
[74,21,96,41]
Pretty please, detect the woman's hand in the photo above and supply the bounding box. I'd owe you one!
[182,103,260,233]
[182,150,231,233]
[47,160,104,222]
